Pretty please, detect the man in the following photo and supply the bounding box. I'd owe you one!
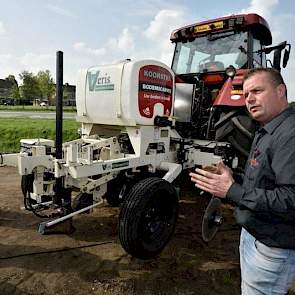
[190,68,295,294]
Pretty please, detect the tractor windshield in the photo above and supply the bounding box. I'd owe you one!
[172,31,248,75]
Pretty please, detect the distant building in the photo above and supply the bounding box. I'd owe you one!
[63,83,76,106]
[0,77,76,106]
[0,79,14,104]
[50,83,76,106]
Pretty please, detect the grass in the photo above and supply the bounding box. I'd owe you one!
[223,272,235,285]
[0,118,80,153]
[0,105,77,112]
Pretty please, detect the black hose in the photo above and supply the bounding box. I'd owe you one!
[25,191,51,218]
[22,176,33,211]
[206,107,216,139]
[0,241,114,260]
[22,175,55,218]
[22,176,51,218]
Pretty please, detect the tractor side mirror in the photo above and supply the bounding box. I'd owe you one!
[273,49,282,71]
[282,46,291,68]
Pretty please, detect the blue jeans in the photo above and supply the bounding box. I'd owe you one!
[240,228,295,295]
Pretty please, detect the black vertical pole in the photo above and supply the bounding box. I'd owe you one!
[55,51,63,205]
[56,51,63,159]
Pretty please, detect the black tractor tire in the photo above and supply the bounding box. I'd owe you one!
[104,175,129,207]
[215,110,257,168]
[119,177,179,259]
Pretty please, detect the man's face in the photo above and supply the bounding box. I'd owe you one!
[243,72,286,124]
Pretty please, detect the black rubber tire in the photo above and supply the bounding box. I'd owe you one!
[72,193,93,211]
[119,177,179,259]
[104,175,128,207]
[215,110,256,168]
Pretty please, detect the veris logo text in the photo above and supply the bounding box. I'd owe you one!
[88,71,115,91]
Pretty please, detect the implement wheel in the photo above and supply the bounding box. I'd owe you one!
[104,174,128,207]
[119,177,178,259]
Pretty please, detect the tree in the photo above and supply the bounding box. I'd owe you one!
[19,71,41,103]
[10,84,20,101]
[5,75,20,102]
[6,74,17,85]
[36,70,55,104]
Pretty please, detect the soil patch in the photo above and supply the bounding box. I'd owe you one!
[0,166,244,295]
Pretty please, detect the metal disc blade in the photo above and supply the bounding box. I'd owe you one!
[201,197,222,242]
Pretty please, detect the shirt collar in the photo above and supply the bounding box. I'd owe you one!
[262,107,295,135]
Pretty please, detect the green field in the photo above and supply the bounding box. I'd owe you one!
[0,118,80,153]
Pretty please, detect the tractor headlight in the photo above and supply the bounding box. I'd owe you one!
[225,65,236,78]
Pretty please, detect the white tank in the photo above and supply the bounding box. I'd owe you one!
[76,59,175,126]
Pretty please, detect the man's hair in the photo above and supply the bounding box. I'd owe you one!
[243,67,287,98]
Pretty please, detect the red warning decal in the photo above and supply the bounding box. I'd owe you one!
[138,65,173,118]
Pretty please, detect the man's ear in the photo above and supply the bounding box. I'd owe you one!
[277,84,286,99]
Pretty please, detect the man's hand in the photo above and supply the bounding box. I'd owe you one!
[189,161,234,198]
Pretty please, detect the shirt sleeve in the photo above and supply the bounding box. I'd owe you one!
[226,134,295,222]
[226,182,245,205]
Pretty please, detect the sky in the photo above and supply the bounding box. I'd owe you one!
[0,0,295,100]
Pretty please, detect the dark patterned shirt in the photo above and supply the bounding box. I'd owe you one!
[227,107,295,248]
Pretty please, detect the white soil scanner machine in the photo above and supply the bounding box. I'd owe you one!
[1,13,291,259]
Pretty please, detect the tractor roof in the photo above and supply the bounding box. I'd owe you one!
[170,13,272,45]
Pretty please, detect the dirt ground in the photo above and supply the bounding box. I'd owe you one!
[0,166,293,295]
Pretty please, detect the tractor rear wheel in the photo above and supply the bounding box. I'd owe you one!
[215,109,257,168]
[119,177,178,259]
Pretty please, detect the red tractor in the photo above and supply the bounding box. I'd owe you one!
[171,13,291,167]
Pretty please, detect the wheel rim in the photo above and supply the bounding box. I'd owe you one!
[140,190,176,243]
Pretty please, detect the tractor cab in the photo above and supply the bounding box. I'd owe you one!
[172,29,250,75]
[171,14,289,79]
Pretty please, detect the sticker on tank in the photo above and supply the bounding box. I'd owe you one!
[138,65,173,118]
